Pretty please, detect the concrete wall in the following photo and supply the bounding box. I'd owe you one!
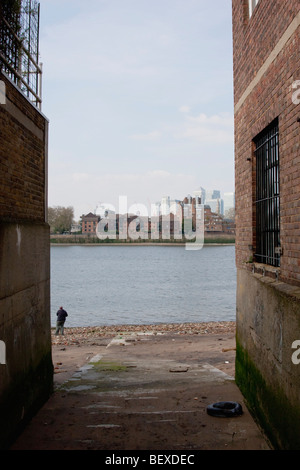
[232,0,300,449]
[0,73,52,449]
[236,268,300,449]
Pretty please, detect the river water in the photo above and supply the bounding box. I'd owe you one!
[50,245,236,327]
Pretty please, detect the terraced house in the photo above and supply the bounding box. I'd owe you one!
[232,0,300,449]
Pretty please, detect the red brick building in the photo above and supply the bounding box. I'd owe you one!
[233,0,300,449]
[81,212,100,234]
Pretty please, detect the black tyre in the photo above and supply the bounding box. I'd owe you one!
[206,401,243,417]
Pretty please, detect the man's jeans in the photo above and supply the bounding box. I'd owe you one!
[55,321,65,335]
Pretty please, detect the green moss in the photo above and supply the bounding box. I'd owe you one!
[59,360,129,394]
[236,338,300,450]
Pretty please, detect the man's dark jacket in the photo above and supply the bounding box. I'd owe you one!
[57,309,68,322]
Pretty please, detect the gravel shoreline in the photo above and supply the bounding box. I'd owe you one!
[51,321,236,346]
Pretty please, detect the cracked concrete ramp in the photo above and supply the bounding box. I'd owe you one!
[11,332,270,450]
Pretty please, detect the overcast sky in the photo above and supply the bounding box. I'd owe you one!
[39,0,234,220]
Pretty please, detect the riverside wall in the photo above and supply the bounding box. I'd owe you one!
[0,72,52,448]
[232,0,300,449]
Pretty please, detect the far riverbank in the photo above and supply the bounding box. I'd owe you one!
[51,242,235,246]
[50,234,235,246]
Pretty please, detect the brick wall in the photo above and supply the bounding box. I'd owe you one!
[0,72,48,223]
[232,0,300,285]
[0,73,52,448]
[233,0,300,449]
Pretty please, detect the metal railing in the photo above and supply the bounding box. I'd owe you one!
[0,0,42,109]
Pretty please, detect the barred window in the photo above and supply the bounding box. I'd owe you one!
[254,118,280,267]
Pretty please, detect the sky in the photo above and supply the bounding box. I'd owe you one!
[39,0,234,221]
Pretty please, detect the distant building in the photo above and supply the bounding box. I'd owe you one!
[160,196,170,215]
[71,224,82,233]
[81,212,100,234]
[193,187,206,204]
[205,198,220,215]
[223,192,235,219]
[205,189,220,200]
[204,189,224,215]
[151,203,161,217]
[181,195,234,235]
[204,206,223,232]
[204,206,235,234]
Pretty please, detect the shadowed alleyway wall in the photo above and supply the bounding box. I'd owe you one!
[232,0,300,449]
[0,72,52,449]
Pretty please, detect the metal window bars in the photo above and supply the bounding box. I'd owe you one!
[0,0,42,109]
[254,118,280,267]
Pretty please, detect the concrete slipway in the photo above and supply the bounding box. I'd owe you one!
[10,329,271,452]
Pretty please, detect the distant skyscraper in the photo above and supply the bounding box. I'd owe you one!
[151,202,161,217]
[204,189,223,215]
[193,187,206,204]
[205,198,220,214]
[206,189,221,200]
[224,192,235,218]
[161,196,170,215]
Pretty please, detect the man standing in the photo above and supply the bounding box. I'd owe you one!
[55,306,68,335]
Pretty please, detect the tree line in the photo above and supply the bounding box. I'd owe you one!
[48,206,75,234]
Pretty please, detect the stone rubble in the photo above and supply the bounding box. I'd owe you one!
[51,321,236,346]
